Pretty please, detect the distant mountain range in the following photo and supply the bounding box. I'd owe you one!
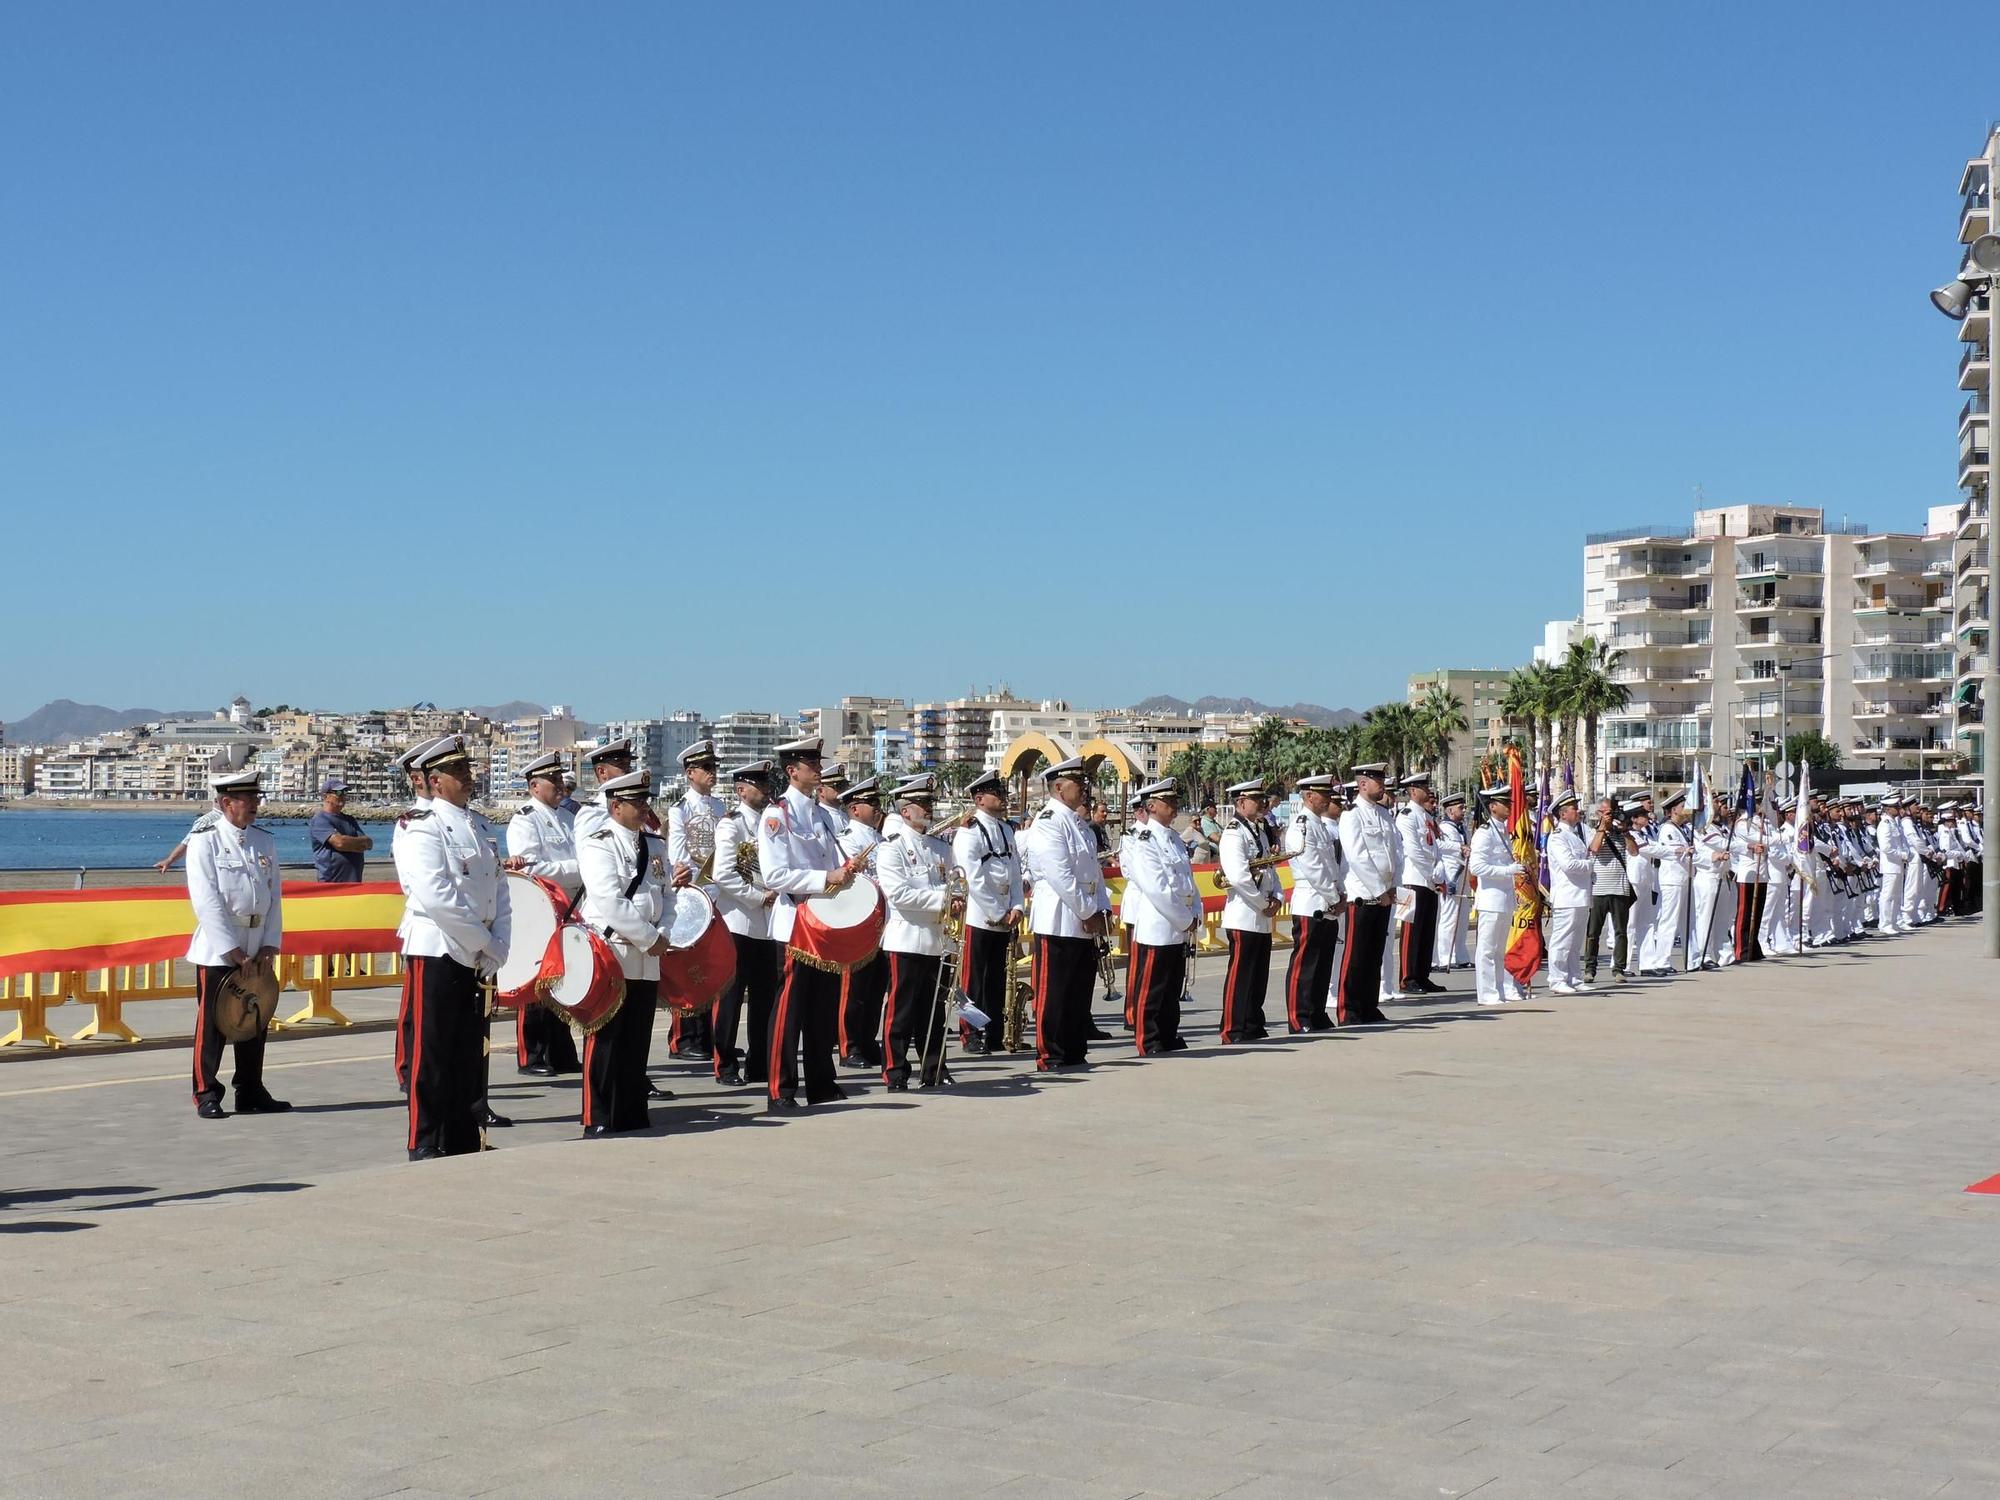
[1129,695,1364,728]
[5,699,215,745]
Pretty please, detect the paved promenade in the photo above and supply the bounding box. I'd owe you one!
[6,924,2000,1499]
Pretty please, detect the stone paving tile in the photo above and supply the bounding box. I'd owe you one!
[7,927,2000,1495]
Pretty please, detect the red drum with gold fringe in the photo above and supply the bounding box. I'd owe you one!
[544,924,626,1034]
[658,889,736,1016]
[494,874,570,1009]
[787,878,884,974]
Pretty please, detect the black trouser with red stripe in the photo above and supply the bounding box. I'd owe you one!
[516,1004,580,1072]
[1219,929,1272,1043]
[406,954,485,1159]
[1032,933,1096,1069]
[667,1005,712,1058]
[1130,941,1186,1054]
[394,964,415,1091]
[583,977,657,1133]
[1285,910,1339,1032]
[962,925,1009,1050]
[770,955,842,1103]
[838,952,887,1065]
[1123,926,1138,1029]
[1338,899,1392,1025]
[1732,882,1767,963]
[713,933,781,1082]
[1398,886,1438,989]
[191,963,269,1108]
[881,949,947,1086]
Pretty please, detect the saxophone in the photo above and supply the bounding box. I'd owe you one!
[1002,917,1031,1052]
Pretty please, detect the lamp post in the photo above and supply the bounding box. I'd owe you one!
[1930,223,2000,955]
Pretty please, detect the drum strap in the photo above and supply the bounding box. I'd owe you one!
[623,831,651,900]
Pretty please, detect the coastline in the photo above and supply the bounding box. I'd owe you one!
[3,797,514,820]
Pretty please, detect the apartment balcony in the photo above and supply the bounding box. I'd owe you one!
[1735,552,1824,579]
[1734,626,1821,647]
[1853,591,1930,614]
[1854,557,1926,579]
[1957,495,1990,542]
[1852,698,1946,720]
[1852,734,1952,757]
[1735,590,1823,614]
[1964,394,1991,436]
[1737,663,1823,688]
[1608,628,1712,651]
[1603,558,1711,581]
[1963,293,1990,345]
[1960,653,1992,679]
[1963,338,1992,391]
[1963,445,1992,488]
[1965,182,1993,243]
[1607,593,1705,614]
[1855,623,1944,646]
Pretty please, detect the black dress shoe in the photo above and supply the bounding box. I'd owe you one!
[482,1108,513,1128]
[1166,1037,1190,1051]
[235,1094,292,1115]
[806,1084,850,1105]
[718,1066,746,1087]
[583,1124,611,1138]
[1084,1024,1113,1041]
[408,1145,442,1161]
[1141,1045,1168,1056]
[1700,961,1720,972]
[518,1062,557,1077]
[884,1077,910,1091]
[1307,1020,1336,1032]
[839,1053,871,1070]
[646,1082,675,1100]
[962,1036,989,1055]
[196,1099,229,1120]
[766,1095,801,1112]
[669,1046,713,1062]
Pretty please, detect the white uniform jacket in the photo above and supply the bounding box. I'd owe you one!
[1765,823,1796,885]
[666,789,727,883]
[1727,816,1773,883]
[1642,822,1696,888]
[1545,822,1593,909]
[953,811,1024,933]
[572,791,609,844]
[1695,823,1732,882]
[1339,799,1402,902]
[1396,803,1441,890]
[1625,826,1660,899]
[1220,818,1282,934]
[185,819,283,966]
[1116,821,1149,925]
[756,786,849,945]
[507,799,580,892]
[1121,824,1200,947]
[878,830,953,957]
[390,794,433,945]
[1283,809,1345,917]
[1468,821,1523,915]
[400,802,511,972]
[1023,802,1109,939]
[578,822,676,981]
[710,807,775,940]
[837,819,882,871]
[1434,819,1468,895]
[1878,814,1911,867]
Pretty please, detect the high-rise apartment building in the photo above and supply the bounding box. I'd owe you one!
[600,713,710,789]
[712,710,787,769]
[1950,127,1996,775]
[1405,669,1512,780]
[911,689,1039,769]
[1581,505,1953,796]
[799,696,909,770]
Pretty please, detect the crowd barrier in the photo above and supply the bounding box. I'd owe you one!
[0,866,1296,1050]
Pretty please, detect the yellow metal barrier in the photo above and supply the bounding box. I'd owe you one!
[0,951,401,1050]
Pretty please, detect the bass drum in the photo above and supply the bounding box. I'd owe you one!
[787,877,884,974]
[658,888,737,1017]
[544,925,626,1035]
[494,873,570,1008]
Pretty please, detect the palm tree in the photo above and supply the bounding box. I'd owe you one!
[1414,685,1469,786]
[1500,664,1559,776]
[1327,723,1363,779]
[1360,702,1423,779]
[1558,635,1630,803]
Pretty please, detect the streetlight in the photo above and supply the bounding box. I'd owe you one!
[1930,228,2000,956]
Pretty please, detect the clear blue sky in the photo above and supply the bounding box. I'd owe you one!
[3,2,1986,725]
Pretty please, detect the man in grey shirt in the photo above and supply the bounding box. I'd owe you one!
[1582,797,1634,983]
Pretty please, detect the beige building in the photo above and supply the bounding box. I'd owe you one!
[1406,668,1512,778]
[1582,505,1953,797]
[912,689,1041,769]
[800,696,909,770]
[1950,128,1995,776]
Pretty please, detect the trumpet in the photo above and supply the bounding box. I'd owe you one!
[1212,846,1293,892]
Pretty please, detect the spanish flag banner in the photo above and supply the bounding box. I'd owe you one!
[1503,746,1545,985]
[0,882,408,979]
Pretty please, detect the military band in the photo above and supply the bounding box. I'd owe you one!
[183,723,1984,1160]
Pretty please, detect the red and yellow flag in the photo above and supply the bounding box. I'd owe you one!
[1503,746,1544,985]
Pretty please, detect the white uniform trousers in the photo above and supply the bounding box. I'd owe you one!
[1914,865,1937,924]
[1474,907,1511,1003]
[1545,905,1587,989]
[1877,862,1906,934]
[1759,875,1794,954]
[1641,884,1687,971]
[1691,876,1730,965]
[1627,888,1657,972]
[1380,916,1402,1000]
[1433,892,1468,968]
[1803,878,1836,946]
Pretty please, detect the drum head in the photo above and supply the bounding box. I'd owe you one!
[545,925,600,1007]
[807,877,880,930]
[496,874,564,999]
[665,889,715,949]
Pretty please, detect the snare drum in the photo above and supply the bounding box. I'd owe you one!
[544,925,626,1035]
[787,877,885,974]
[658,889,737,1017]
[494,873,571,1008]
